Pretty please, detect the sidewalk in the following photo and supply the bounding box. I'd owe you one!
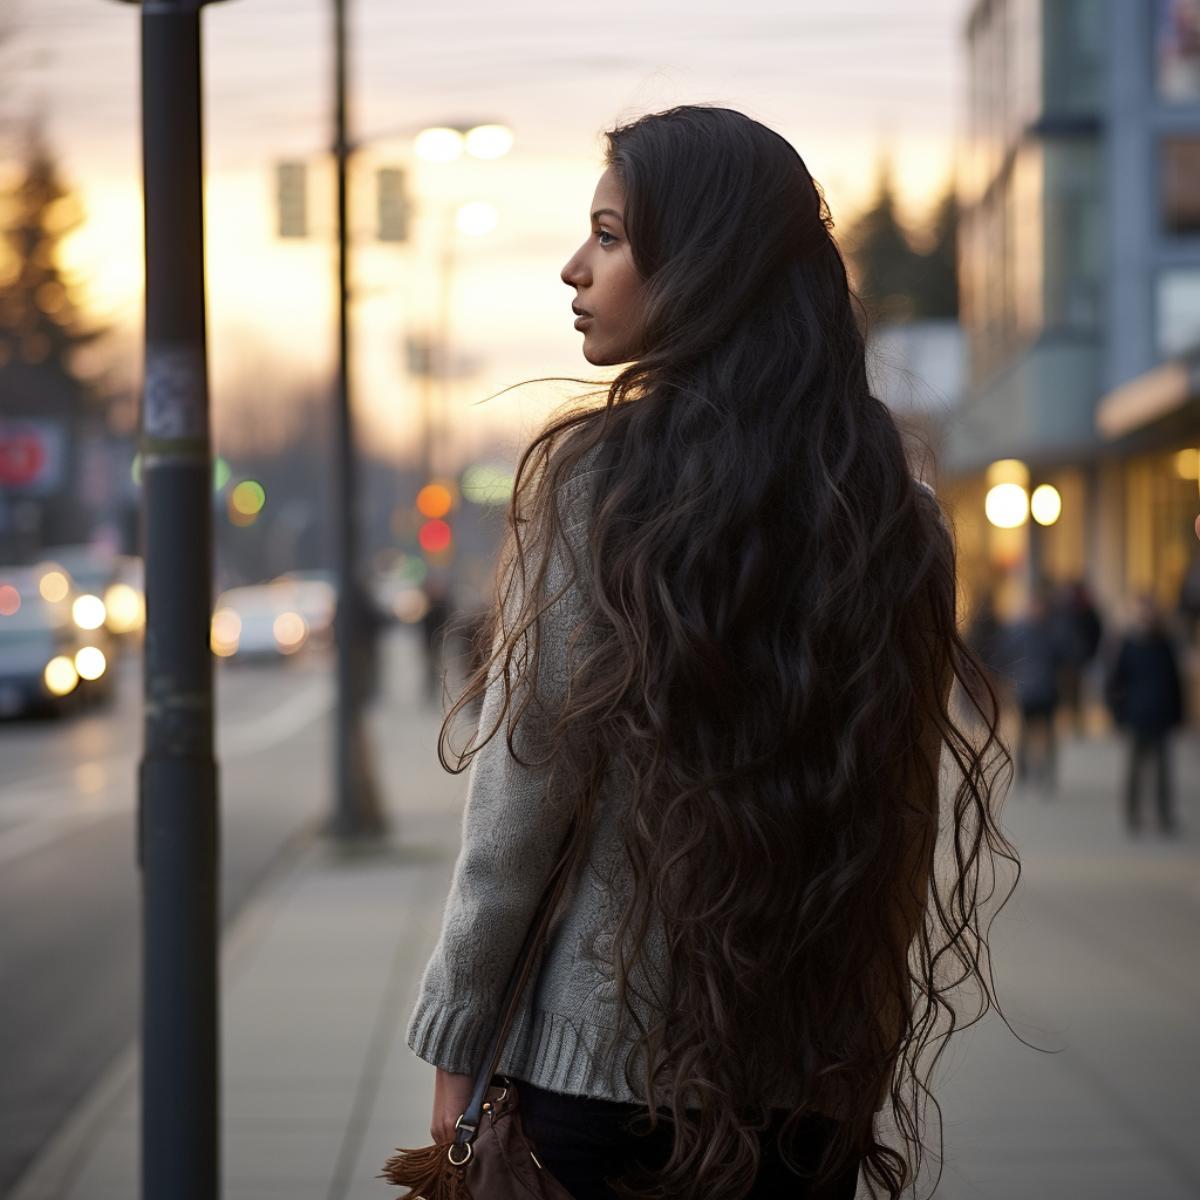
[11,634,1200,1199]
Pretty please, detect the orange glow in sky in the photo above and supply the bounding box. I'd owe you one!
[9,0,967,469]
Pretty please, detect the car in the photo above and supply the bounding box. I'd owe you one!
[0,566,117,717]
[268,571,336,647]
[210,582,316,663]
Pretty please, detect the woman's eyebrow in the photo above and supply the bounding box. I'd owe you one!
[591,208,624,223]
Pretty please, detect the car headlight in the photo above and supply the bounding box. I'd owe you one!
[72,594,107,631]
[273,611,308,654]
[44,655,80,696]
[75,646,107,680]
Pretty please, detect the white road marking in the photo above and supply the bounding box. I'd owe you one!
[0,676,335,866]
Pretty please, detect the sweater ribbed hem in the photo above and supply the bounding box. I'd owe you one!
[405,993,499,1078]
[500,1005,645,1103]
[405,992,644,1103]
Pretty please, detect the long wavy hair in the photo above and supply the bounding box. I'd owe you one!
[438,104,1020,1200]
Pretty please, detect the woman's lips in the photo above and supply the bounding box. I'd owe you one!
[573,314,593,330]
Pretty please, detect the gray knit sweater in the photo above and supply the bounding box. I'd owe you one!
[405,443,668,1103]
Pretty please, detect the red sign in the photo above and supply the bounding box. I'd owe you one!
[0,432,48,487]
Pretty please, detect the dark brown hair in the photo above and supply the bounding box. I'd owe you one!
[440,104,1019,1199]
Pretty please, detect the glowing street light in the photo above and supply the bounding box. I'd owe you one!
[414,126,465,163]
[464,124,514,159]
[1030,484,1062,526]
[984,482,1029,529]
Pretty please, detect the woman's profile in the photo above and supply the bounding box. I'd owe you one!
[404,104,1019,1200]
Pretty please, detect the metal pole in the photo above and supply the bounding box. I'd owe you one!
[136,2,219,1196]
[330,0,386,838]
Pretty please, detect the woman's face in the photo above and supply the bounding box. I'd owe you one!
[560,165,645,366]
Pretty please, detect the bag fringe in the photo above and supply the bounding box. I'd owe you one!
[378,1140,471,1199]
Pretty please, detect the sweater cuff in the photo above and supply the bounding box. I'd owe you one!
[405,993,498,1076]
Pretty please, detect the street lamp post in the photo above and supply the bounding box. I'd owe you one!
[113,0,233,1195]
[328,0,386,839]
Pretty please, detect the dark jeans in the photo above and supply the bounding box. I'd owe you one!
[1125,730,1176,832]
[514,1077,861,1199]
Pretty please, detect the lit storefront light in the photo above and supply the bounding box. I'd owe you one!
[985,482,1029,528]
[1030,483,1062,526]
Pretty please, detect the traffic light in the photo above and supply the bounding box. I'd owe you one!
[275,161,307,239]
[415,480,456,560]
[377,167,410,243]
[418,518,452,556]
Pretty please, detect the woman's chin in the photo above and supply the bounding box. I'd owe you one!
[581,338,623,367]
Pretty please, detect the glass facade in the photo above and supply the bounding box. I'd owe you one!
[1161,136,1200,233]
[961,1,1104,389]
[1155,267,1200,356]
[1155,0,1200,103]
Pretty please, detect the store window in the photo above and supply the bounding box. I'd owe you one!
[1162,136,1200,233]
[1155,267,1200,356]
[1156,0,1200,103]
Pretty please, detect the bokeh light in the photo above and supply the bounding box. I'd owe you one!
[416,482,454,519]
[43,655,79,697]
[38,570,70,603]
[984,482,1029,529]
[104,583,145,633]
[72,594,107,631]
[414,127,464,163]
[0,584,20,616]
[231,480,266,515]
[1030,483,1063,526]
[210,608,242,656]
[461,464,514,505]
[418,518,452,554]
[273,611,308,653]
[464,124,514,159]
[74,645,107,681]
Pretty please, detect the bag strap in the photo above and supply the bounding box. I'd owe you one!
[452,816,580,1151]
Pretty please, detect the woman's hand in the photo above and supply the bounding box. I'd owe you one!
[431,1066,478,1144]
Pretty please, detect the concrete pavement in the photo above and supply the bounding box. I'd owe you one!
[10,633,1200,1199]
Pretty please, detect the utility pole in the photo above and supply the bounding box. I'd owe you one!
[122,0,230,1195]
[330,0,387,838]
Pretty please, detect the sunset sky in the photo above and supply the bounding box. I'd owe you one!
[4,0,970,470]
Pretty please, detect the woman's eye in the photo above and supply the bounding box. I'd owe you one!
[596,229,617,247]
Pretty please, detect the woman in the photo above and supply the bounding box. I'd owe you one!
[405,105,1017,1200]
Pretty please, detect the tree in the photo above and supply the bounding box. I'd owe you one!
[0,121,103,379]
[844,157,960,324]
[0,120,110,553]
[910,183,958,320]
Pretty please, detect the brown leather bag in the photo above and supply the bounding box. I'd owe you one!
[379,819,582,1199]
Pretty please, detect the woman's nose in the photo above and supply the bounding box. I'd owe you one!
[561,250,588,288]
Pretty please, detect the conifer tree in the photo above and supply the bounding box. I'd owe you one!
[0,121,102,381]
[0,122,108,550]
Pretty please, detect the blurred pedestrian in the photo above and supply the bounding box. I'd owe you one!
[963,588,1007,716]
[1052,579,1103,735]
[1003,588,1068,795]
[419,574,455,707]
[1105,594,1184,836]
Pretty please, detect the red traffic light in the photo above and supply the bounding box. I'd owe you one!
[418,518,452,554]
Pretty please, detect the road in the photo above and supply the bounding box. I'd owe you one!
[0,640,340,1195]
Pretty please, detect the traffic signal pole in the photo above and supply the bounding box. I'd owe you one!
[329,0,387,838]
[134,2,222,1196]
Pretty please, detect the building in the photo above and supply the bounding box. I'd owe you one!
[946,0,1200,633]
